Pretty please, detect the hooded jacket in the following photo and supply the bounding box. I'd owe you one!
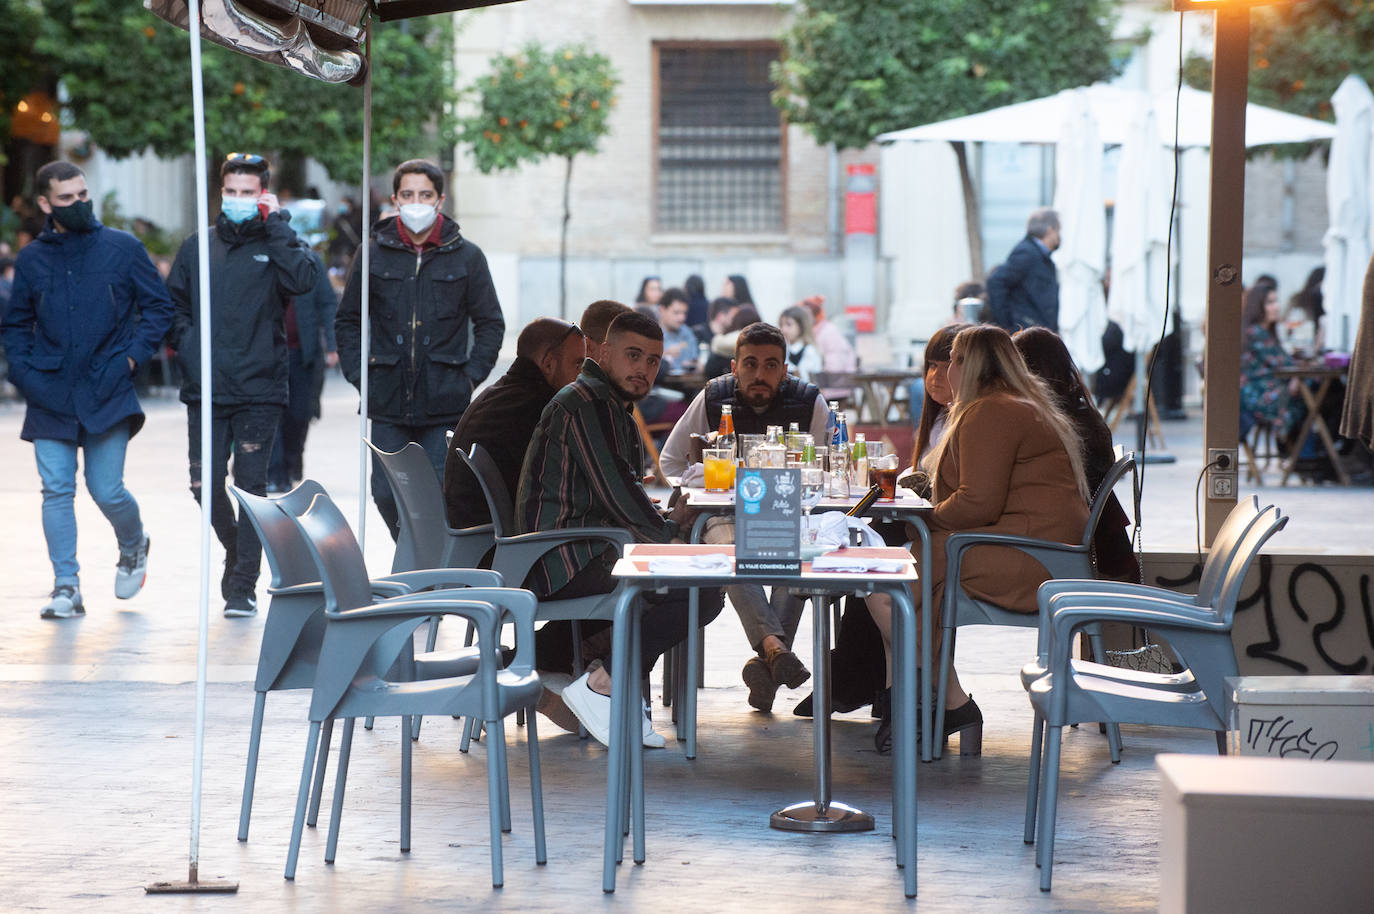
[335,215,505,426]
[1,217,173,442]
[167,210,319,406]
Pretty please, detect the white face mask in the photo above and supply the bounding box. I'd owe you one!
[399,202,438,234]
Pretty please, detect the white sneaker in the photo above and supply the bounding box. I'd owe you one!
[562,672,613,747]
[561,673,667,749]
[114,534,150,599]
[641,699,666,749]
[41,585,85,619]
[539,671,575,696]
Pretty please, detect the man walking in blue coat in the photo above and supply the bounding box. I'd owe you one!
[1,161,173,619]
[987,207,1062,333]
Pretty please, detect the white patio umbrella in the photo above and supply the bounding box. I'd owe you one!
[876,84,1337,148]
[1322,74,1374,352]
[1107,96,1174,428]
[1052,89,1107,374]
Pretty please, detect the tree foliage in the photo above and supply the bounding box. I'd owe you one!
[458,42,618,316]
[1185,1,1374,123]
[772,0,1125,151]
[15,0,456,185]
[459,42,618,173]
[0,0,48,165]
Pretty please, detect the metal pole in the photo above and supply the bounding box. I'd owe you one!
[1202,5,1249,543]
[358,20,372,548]
[147,0,235,892]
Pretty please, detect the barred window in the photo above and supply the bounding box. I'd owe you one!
[656,44,784,233]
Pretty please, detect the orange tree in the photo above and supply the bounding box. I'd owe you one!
[460,42,618,317]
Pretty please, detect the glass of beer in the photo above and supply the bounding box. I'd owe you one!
[873,454,900,501]
[703,448,737,493]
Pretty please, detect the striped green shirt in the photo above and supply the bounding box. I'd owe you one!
[516,358,678,596]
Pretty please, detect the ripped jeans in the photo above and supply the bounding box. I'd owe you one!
[187,403,280,599]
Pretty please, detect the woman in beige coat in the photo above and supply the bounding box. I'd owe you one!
[867,324,1089,753]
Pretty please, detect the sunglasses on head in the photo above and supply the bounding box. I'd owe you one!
[225,152,266,165]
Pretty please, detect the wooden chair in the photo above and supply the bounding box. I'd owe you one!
[1101,374,1166,448]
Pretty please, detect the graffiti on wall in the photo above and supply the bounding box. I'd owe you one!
[1145,553,1374,676]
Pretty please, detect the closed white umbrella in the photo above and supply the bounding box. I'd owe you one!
[1052,89,1107,374]
[1107,96,1174,441]
[1322,74,1374,352]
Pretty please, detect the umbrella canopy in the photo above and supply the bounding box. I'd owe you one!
[1108,96,1174,357]
[1322,74,1374,352]
[876,84,1337,149]
[1052,88,1107,373]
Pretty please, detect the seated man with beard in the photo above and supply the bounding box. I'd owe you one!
[517,309,723,747]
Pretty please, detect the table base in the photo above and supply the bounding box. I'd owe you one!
[770,801,874,833]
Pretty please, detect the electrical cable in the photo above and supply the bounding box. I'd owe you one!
[1132,13,1189,581]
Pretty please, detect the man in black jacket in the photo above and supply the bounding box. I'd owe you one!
[336,159,505,540]
[987,207,1061,333]
[442,316,586,529]
[167,152,319,617]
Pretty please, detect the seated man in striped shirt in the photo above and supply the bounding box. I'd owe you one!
[517,309,724,748]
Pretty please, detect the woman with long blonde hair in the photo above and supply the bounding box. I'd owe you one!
[866,324,1090,754]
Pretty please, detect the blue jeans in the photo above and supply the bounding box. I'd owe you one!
[35,423,145,588]
[368,420,451,541]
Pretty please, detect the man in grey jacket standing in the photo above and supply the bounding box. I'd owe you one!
[167,152,319,617]
[336,159,505,540]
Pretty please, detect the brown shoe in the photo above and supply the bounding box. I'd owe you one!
[741,656,778,712]
[766,648,811,690]
[536,687,582,733]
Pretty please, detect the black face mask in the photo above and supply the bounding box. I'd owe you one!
[50,199,96,233]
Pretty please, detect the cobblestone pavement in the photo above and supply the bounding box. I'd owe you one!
[0,375,1366,913]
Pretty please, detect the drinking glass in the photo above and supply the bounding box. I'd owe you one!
[739,434,766,468]
[873,454,900,501]
[703,448,737,493]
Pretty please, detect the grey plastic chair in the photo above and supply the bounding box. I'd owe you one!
[367,438,500,737]
[230,482,499,843]
[457,443,634,744]
[283,492,545,886]
[933,450,1138,758]
[365,439,495,574]
[1027,499,1287,891]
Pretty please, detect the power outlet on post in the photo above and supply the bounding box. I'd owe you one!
[1207,447,1239,500]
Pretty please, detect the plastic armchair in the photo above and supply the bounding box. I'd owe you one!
[458,443,635,745]
[1025,500,1287,891]
[932,450,1137,759]
[229,482,500,843]
[283,493,545,886]
[1020,494,1273,696]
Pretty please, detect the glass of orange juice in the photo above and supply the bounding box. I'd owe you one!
[703,448,737,493]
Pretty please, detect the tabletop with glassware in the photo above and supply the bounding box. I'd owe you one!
[673,419,940,764]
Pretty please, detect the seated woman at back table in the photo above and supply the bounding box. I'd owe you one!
[864,325,1090,754]
[1240,282,1301,442]
[778,304,823,382]
[1014,327,1138,582]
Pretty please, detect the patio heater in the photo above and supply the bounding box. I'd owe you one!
[1171,0,1290,544]
[142,0,526,895]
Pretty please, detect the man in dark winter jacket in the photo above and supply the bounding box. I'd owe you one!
[987,207,1061,333]
[1,161,173,619]
[336,159,505,540]
[167,152,319,617]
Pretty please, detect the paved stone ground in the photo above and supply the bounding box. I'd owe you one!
[0,375,1366,913]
